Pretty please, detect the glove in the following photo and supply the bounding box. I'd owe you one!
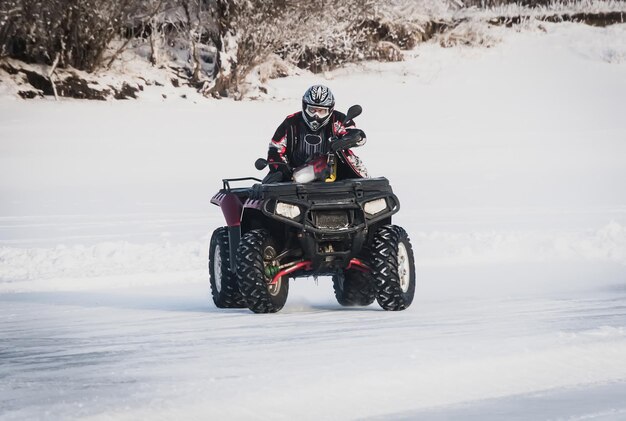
[330,129,365,153]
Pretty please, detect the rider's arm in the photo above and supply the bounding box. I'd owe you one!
[330,128,366,152]
[267,119,291,180]
[331,112,368,178]
[331,111,366,152]
[333,112,354,136]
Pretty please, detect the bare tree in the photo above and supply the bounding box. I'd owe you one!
[181,0,213,83]
[203,0,237,97]
[205,0,310,98]
[105,0,167,69]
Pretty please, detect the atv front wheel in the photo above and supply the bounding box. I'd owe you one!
[209,227,247,308]
[236,229,289,313]
[332,270,376,306]
[371,225,416,311]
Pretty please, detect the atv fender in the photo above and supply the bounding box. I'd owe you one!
[211,192,244,272]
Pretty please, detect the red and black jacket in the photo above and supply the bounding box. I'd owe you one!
[267,111,368,181]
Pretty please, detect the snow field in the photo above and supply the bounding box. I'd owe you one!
[1,218,625,293]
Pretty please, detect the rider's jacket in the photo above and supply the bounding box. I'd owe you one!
[267,110,368,181]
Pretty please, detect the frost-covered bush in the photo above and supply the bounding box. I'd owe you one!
[0,0,140,71]
[207,0,297,96]
[273,0,432,73]
[437,21,501,47]
[1,0,447,95]
[206,0,384,96]
[462,0,568,7]
[216,0,434,82]
[16,0,620,100]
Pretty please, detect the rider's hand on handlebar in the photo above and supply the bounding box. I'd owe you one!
[330,129,365,153]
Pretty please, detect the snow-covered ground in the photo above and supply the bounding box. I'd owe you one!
[1,22,626,420]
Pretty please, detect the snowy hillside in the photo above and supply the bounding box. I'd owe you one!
[1,22,626,420]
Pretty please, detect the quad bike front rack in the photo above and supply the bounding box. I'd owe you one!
[222,177,262,191]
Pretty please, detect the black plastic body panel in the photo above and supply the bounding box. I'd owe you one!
[214,177,400,273]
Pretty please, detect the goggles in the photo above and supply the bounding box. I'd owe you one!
[305,105,330,119]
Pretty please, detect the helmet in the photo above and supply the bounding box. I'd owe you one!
[302,85,335,131]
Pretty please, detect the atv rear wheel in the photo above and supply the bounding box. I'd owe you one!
[332,270,376,306]
[371,225,416,311]
[209,227,247,308]
[236,229,289,313]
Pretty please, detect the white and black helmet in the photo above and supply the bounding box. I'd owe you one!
[302,85,335,131]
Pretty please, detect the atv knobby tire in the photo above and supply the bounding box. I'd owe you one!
[236,229,289,313]
[371,225,416,311]
[332,270,376,306]
[209,227,247,308]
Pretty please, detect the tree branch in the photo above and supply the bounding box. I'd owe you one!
[48,52,61,101]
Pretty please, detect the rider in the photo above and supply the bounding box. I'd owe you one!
[264,85,368,183]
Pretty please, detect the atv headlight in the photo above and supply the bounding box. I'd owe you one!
[275,202,301,219]
[364,198,387,216]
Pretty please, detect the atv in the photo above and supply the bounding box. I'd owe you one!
[209,105,416,313]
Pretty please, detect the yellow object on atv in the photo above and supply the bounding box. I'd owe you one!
[325,159,337,182]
